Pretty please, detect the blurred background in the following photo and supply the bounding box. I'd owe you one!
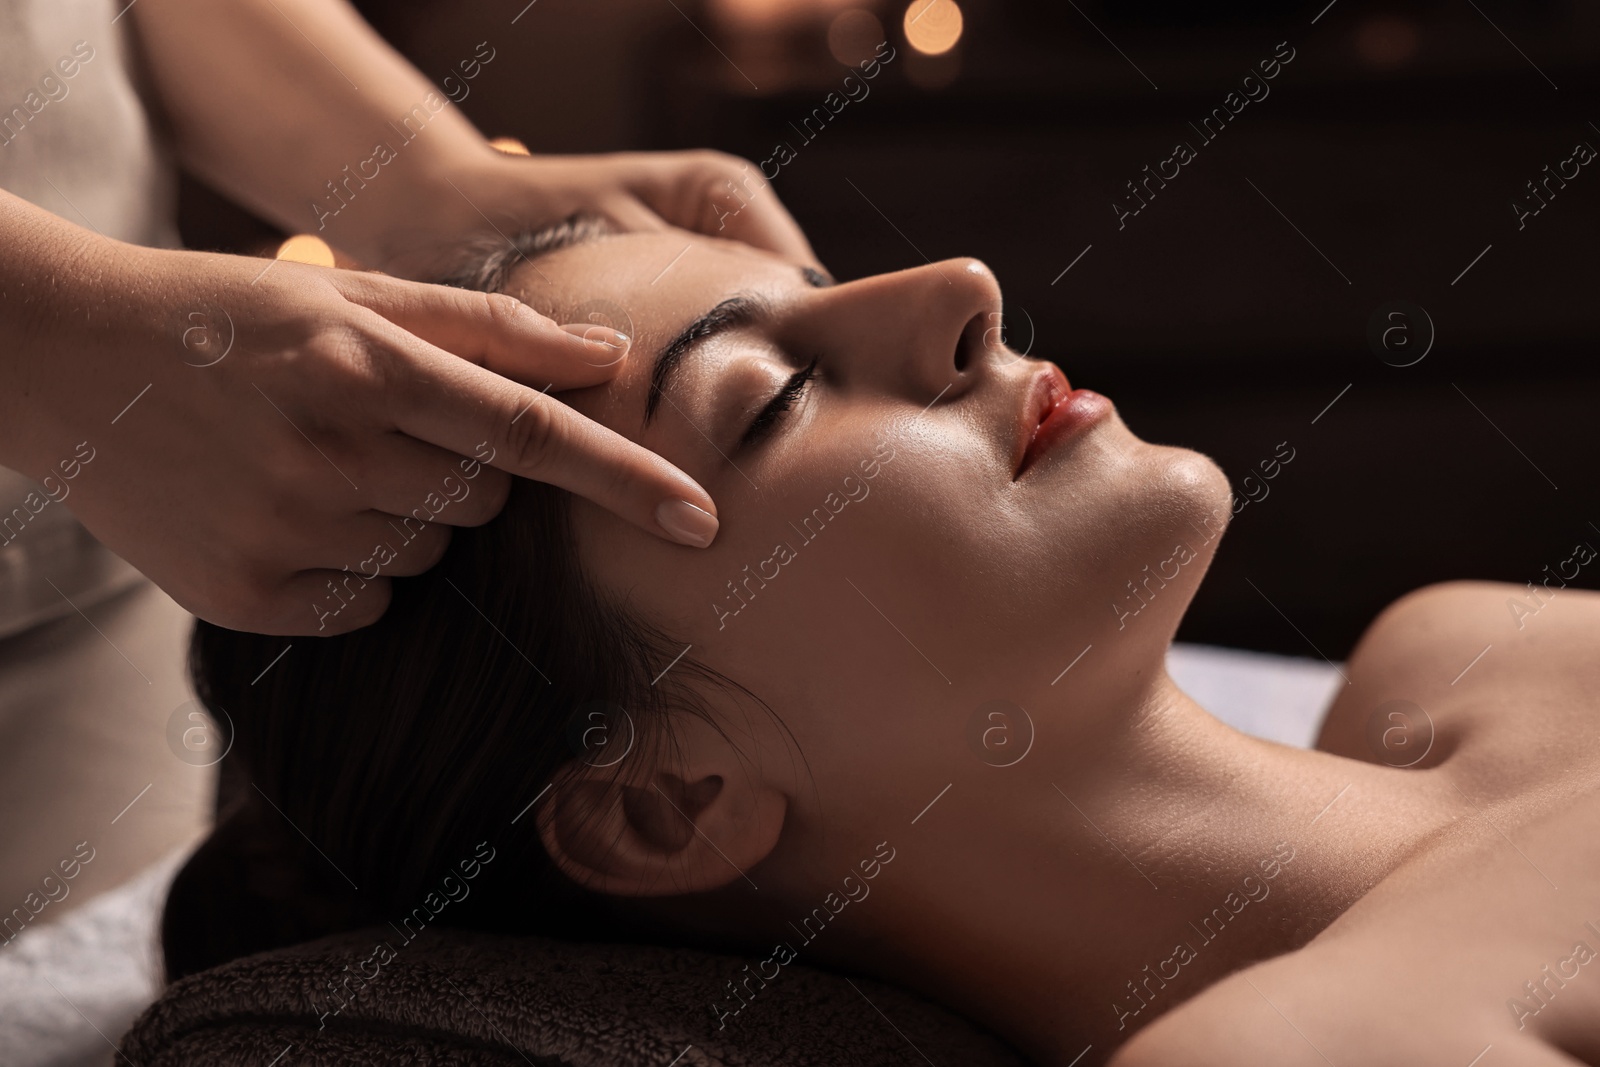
[181,0,1600,658]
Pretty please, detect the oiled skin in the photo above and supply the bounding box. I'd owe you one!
[1110,581,1600,1067]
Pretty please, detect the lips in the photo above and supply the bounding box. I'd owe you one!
[1014,363,1110,477]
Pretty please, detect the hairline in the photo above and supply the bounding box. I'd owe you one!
[432,214,619,296]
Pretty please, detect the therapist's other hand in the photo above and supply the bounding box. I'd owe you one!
[378,150,819,278]
[10,243,719,636]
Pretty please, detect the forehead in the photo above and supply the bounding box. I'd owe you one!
[502,231,808,435]
[505,230,797,337]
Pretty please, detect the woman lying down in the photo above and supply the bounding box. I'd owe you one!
[167,216,1600,1067]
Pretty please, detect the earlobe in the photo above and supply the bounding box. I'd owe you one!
[537,753,786,899]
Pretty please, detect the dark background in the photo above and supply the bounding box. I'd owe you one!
[181,0,1600,659]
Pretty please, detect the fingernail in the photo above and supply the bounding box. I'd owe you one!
[655,498,718,548]
[561,323,630,350]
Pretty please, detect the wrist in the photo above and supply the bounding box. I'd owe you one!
[346,147,530,279]
[0,213,137,474]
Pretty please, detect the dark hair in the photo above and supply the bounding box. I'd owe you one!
[162,218,747,981]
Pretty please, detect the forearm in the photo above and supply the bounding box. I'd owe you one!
[126,0,496,265]
[0,189,126,475]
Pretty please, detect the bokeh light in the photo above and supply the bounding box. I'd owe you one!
[275,234,335,266]
[903,0,962,56]
[828,8,887,66]
[712,0,858,33]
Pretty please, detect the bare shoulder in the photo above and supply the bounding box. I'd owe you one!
[1107,963,1583,1067]
[1107,990,1581,1067]
[1109,781,1600,1067]
[1315,579,1600,763]
[1111,578,1600,1067]
[1346,578,1600,686]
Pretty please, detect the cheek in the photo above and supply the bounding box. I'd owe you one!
[572,411,903,650]
[593,416,1226,649]
[681,410,1068,706]
[695,428,986,696]
[939,433,1231,671]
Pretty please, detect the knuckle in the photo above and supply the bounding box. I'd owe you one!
[341,315,392,380]
[339,579,392,631]
[252,589,298,632]
[597,453,638,503]
[322,318,372,368]
[692,148,748,175]
[481,290,529,331]
[337,321,412,413]
[384,528,436,574]
[503,399,563,474]
[216,572,288,632]
[450,469,510,527]
[259,435,312,491]
[304,321,385,404]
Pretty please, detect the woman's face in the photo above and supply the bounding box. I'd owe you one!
[508,229,1230,868]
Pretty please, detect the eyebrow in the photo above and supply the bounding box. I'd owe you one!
[645,295,762,424]
[644,265,832,424]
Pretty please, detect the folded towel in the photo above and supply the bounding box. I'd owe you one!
[119,926,1028,1066]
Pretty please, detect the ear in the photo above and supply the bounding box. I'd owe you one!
[537,712,787,897]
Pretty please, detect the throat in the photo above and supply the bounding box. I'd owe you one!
[866,675,1453,1066]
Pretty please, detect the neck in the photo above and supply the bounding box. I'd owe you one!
[835,671,1453,1065]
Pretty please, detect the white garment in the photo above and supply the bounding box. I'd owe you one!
[0,0,180,637]
[0,16,211,1052]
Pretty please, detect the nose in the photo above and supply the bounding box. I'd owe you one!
[791,258,1002,404]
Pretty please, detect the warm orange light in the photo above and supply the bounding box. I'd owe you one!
[903,0,961,56]
[275,234,336,266]
[711,0,854,32]
[489,136,531,156]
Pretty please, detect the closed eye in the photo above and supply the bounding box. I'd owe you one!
[742,356,820,448]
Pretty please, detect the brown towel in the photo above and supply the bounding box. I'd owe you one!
[119,927,1029,1066]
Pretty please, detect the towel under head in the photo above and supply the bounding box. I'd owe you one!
[119,925,1028,1066]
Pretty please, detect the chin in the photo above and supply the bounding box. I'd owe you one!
[997,435,1233,665]
[1164,447,1233,529]
[1148,445,1232,561]
[1088,445,1231,643]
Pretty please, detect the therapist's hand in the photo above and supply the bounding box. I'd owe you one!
[122,0,819,277]
[4,235,719,636]
[372,149,820,280]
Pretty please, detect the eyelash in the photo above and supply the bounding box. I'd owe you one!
[742,356,820,447]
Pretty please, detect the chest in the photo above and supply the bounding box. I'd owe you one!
[1267,782,1600,1064]
[1115,782,1600,1067]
